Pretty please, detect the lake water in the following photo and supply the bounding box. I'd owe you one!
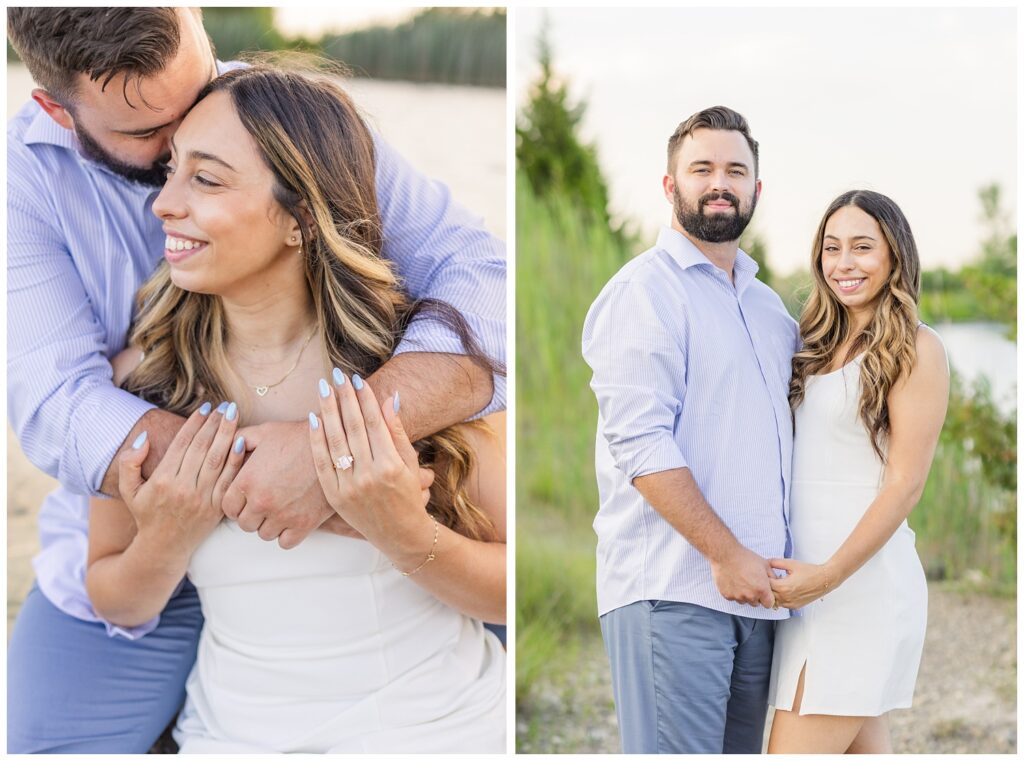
[6,64,506,239]
[933,322,1016,414]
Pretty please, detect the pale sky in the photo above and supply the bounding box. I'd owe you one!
[516,7,1017,275]
[273,7,418,37]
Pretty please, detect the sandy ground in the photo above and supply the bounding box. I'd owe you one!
[517,585,1017,754]
[7,428,55,637]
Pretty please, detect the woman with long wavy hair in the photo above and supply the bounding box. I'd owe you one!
[764,190,948,753]
[83,64,505,753]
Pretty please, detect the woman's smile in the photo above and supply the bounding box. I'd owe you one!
[834,277,866,293]
[163,231,209,263]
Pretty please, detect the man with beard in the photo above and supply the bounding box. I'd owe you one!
[7,7,505,753]
[582,106,798,754]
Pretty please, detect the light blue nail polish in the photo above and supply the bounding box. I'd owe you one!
[318,378,330,398]
[131,431,148,449]
[234,435,244,454]
[308,412,319,430]
[216,401,228,414]
[332,367,345,385]
[226,402,237,421]
[352,374,364,390]
[199,401,212,416]
[393,391,401,413]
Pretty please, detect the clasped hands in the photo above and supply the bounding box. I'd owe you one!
[710,546,833,610]
[119,373,432,554]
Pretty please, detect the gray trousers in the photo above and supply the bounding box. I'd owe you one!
[600,600,775,754]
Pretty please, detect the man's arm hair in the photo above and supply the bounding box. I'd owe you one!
[633,467,741,564]
[365,352,492,442]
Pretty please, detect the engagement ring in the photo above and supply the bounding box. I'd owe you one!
[335,455,354,471]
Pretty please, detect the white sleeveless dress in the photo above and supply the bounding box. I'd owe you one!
[768,355,927,716]
[172,520,505,753]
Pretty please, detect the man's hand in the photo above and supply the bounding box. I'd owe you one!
[709,546,776,608]
[633,467,777,609]
[100,408,185,497]
[223,420,332,549]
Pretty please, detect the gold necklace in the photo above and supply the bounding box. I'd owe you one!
[237,324,318,397]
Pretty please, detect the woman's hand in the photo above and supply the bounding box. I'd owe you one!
[768,558,835,609]
[308,371,437,569]
[118,401,245,558]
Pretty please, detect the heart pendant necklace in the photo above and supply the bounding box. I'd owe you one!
[240,324,318,399]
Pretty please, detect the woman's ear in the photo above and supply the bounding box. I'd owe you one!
[286,201,317,250]
[294,200,316,239]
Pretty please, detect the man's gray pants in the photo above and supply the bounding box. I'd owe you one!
[600,600,775,754]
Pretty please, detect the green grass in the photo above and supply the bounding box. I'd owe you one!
[516,174,632,523]
[516,176,631,702]
[319,9,506,87]
[911,439,1016,590]
[515,512,597,700]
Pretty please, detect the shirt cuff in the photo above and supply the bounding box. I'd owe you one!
[610,430,689,483]
[104,614,160,640]
[70,384,156,497]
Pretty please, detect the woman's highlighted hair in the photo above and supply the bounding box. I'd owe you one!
[790,190,921,461]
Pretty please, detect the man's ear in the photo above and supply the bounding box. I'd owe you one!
[662,174,676,204]
[755,177,763,202]
[31,88,75,131]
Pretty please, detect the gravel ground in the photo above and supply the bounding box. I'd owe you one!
[517,583,1016,754]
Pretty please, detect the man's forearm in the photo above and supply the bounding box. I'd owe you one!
[99,408,185,497]
[366,352,493,442]
[632,467,741,564]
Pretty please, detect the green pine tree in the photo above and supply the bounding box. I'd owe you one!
[515,17,612,227]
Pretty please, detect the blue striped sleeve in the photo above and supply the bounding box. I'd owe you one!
[374,135,506,417]
[583,279,689,481]
[7,155,154,496]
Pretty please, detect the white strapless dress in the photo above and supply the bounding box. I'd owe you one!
[768,356,927,716]
[172,520,505,753]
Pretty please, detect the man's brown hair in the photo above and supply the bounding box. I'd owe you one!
[667,105,759,177]
[7,7,203,108]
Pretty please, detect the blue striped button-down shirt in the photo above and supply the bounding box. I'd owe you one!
[7,68,505,636]
[582,226,797,619]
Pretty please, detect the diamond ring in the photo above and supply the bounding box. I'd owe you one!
[335,455,354,471]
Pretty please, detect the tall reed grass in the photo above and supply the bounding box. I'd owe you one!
[516,176,631,699]
[320,9,505,87]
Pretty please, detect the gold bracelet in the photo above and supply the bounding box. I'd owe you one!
[394,514,438,577]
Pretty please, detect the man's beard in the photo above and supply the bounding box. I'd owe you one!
[74,121,169,187]
[673,187,757,244]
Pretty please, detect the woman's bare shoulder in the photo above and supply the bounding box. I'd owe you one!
[110,345,145,386]
[914,324,949,378]
[466,412,505,447]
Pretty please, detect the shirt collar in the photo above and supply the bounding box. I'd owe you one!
[656,225,761,294]
[23,103,77,149]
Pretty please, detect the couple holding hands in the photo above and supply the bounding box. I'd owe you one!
[584,106,949,754]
